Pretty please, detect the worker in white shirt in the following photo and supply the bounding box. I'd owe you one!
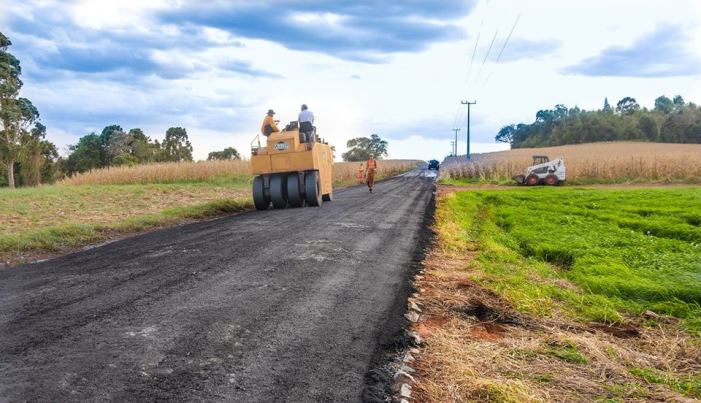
[298,104,315,143]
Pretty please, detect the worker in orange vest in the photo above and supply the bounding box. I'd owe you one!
[366,157,377,192]
[261,109,279,136]
[356,162,365,184]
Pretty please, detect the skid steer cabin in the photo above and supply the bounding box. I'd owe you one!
[251,121,334,210]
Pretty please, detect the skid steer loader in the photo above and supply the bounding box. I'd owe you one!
[513,155,566,186]
[250,122,334,210]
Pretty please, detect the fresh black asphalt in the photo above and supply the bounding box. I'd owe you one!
[0,169,435,402]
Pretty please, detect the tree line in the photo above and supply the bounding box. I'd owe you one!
[495,95,701,148]
[1,32,239,188]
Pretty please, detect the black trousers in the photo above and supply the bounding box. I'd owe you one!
[299,121,315,143]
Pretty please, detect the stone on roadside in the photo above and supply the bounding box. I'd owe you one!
[400,383,412,399]
[394,369,415,384]
[405,311,420,323]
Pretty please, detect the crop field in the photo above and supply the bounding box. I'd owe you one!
[412,187,701,401]
[441,141,701,184]
[60,159,421,186]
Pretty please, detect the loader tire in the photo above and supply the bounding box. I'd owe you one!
[525,174,539,186]
[305,170,322,207]
[252,175,270,210]
[545,175,559,186]
[287,173,304,207]
[270,174,288,209]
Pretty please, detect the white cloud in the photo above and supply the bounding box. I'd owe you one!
[5,0,701,163]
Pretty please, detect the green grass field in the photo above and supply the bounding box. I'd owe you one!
[441,187,701,332]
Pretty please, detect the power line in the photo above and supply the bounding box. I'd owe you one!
[474,30,498,83]
[483,12,521,88]
[465,31,481,85]
[494,13,521,66]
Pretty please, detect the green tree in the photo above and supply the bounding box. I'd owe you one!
[603,97,612,114]
[654,95,674,114]
[207,147,240,160]
[616,97,640,115]
[21,122,58,186]
[495,124,515,144]
[66,133,103,174]
[1,33,43,188]
[341,133,388,161]
[497,95,701,148]
[161,127,193,162]
[128,128,160,163]
[673,95,685,111]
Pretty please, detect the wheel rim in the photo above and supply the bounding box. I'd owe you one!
[527,175,538,186]
[270,174,288,208]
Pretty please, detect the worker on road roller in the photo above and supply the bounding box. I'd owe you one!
[366,157,377,192]
[261,109,280,136]
[298,104,315,144]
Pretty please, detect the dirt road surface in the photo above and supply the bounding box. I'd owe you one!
[0,169,435,402]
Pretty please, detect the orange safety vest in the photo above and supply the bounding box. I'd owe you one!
[366,159,377,170]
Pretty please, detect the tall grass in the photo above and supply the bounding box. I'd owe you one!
[441,142,701,184]
[60,159,422,186]
[61,160,251,185]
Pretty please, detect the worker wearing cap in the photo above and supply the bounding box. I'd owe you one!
[298,104,315,143]
[366,157,377,192]
[261,109,279,136]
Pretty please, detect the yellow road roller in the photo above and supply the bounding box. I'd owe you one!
[250,122,334,210]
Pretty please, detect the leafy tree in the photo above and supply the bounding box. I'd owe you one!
[161,127,193,162]
[20,122,58,186]
[128,128,160,163]
[207,147,240,160]
[496,124,515,144]
[495,95,701,148]
[654,96,674,114]
[341,133,388,161]
[616,97,640,115]
[603,97,612,114]
[673,95,685,111]
[638,114,658,139]
[66,133,103,174]
[1,33,43,188]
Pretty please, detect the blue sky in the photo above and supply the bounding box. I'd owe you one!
[1,0,700,159]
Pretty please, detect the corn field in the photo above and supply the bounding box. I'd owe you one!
[441,142,701,183]
[60,159,421,186]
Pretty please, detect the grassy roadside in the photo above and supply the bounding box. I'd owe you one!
[412,187,701,402]
[0,181,252,267]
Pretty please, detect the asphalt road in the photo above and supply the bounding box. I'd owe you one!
[0,169,435,402]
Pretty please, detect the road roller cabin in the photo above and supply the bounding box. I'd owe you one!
[250,122,334,210]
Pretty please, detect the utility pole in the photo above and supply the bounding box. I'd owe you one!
[461,100,477,160]
[452,128,460,157]
[450,141,455,157]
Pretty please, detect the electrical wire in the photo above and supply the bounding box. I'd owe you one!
[474,30,498,83]
[483,12,521,88]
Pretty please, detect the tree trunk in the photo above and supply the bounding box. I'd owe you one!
[7,160,15,189]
